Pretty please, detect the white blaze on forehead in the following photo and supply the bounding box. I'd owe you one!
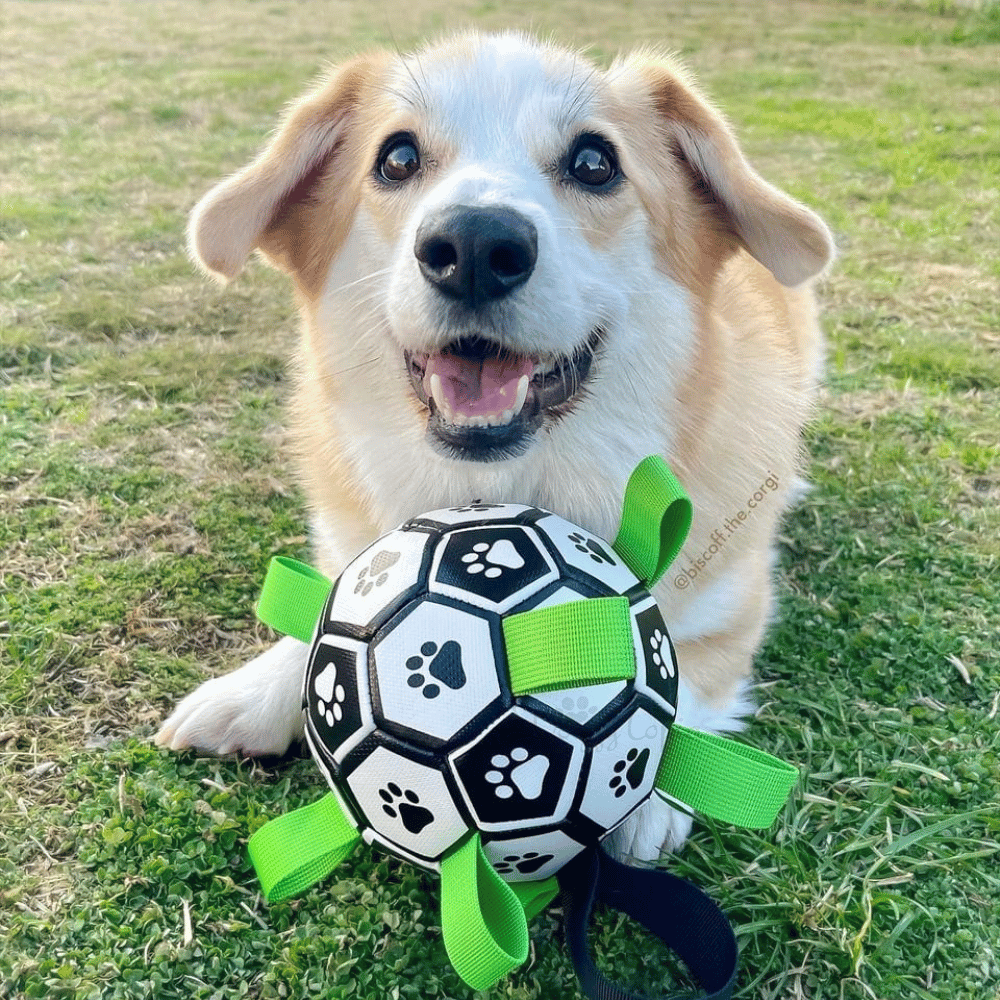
[394,34,598,164]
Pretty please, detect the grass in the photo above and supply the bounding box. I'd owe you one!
[2,1,998,998]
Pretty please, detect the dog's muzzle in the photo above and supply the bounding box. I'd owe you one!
[405,205,600,461]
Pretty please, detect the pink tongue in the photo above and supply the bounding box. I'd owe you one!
[425,352,535,419]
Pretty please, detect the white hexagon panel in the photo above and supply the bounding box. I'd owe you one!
[372,600,501,742]
[533,512,641,594]
[482,830,586,882]
[579,706,668,830]
[630,597,679,719]
[346,746,469,861]
[449,708,585,833]
[303,636,375,766]
[412,503,535,528]
[429,524,559,613]
[327,529,433,632]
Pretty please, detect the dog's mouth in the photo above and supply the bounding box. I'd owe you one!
[405,332,600,461]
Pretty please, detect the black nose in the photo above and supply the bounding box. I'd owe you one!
[414,206,538,308]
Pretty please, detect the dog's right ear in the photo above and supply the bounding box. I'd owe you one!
[188,54,386,284]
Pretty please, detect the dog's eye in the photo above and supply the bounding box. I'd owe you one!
[378,135,421,183]
[568,137,618,188]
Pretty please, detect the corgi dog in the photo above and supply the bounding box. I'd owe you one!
[156,32,832,861]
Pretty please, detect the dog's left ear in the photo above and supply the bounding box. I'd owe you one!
[610,56,834,287]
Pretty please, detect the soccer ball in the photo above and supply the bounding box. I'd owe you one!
[302,502,678,883]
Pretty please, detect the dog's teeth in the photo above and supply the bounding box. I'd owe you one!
[453,411,469,427]
[429,373,453,422]
[513,375,529,416]
[501,409,513,423]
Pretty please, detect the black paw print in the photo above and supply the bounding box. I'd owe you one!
[354,549,400,596]
[379,782,434,835]
[492,851,555,876]
[450,501,504,513]
[568,531,616,566]
[406,640,466,699]
[609,747,650,798]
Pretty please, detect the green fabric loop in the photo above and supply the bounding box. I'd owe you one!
[509,876,560,921]
[256,556,332,644]
[503,596,635,696]
[248,793,361,903]
[655,724,799,829]
[440,834,530,990]
[612,456,693,589]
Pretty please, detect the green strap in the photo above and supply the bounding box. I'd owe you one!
[510,875,560,921]
[655,725,798,829]
[612,456,693,589]
[256,556,332,643]
[503,596,635,696]
[440,833,530,991]
[248,793,360,902]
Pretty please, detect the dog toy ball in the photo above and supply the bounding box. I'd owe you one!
[247,457,799,1000]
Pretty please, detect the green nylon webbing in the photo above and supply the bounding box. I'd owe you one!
[503,596,635,696]
[248,792,360,902]
[440,833,530,990]
[612,455,693,589]
[256,556,332,644]
[510,875,560,921]
[655,725,799,829]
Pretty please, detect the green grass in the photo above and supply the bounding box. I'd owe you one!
[2,1,998,998]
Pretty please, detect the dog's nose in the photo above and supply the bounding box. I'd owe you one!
[414,206,537,308]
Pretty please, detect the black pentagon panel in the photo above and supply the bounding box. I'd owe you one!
[429,524,558,612]
[630,598,679,719]
[449,709,584,832]
[303,636,375,769]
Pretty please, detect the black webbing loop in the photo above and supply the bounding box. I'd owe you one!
[558,847,739,1000]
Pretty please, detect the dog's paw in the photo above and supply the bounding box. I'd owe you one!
[603,793,695,864]
[155,636,308,757]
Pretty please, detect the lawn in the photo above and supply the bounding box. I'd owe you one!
[1,1,998,998]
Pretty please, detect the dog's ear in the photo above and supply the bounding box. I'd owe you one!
[188,54,385,283]
[611,55,834,287]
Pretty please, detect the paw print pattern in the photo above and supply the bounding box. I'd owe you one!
[450,502,504,513]
[354,549,401,596]
[609,747,651,798]
[405,640,467,699]
[492,851,555,876]
[461,539,526,578]
[314,663,347,726]
[379,782,434,835]
[560,694,592,722]
[649,628,675,680]
[567,531,617,566]
[485,748,550,801]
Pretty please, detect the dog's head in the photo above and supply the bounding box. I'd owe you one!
[190,33,832,477]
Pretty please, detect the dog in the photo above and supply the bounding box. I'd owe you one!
[156,31,832,861]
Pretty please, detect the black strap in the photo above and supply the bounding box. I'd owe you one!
[558,847,739,1000]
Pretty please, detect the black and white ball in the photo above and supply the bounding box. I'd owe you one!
[303,503,678,882]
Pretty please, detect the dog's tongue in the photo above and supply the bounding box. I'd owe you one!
[425,351,534,419]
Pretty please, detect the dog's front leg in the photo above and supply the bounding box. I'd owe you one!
[155,635,308,756]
